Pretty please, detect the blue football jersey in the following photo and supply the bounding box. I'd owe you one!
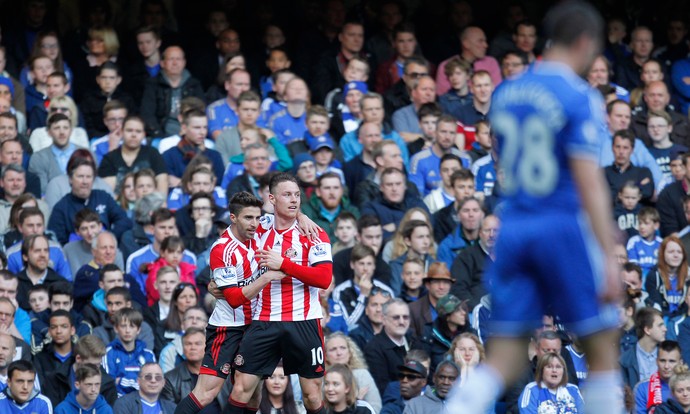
[490,61,607,215]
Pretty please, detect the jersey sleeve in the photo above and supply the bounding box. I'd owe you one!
[256,213,274,237]
[308,229,333,265]
[209,240,239,289]
[565,89,607,161]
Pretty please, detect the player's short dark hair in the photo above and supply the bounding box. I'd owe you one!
[357,215,381,234]
[635,307,663,339]
[49,309,74,326]
[150,208,174,226]
[543,0,604,47]
[8,360,34,380]
[659,340,682,355]
[228,191,263,217]
[269,172,299,195]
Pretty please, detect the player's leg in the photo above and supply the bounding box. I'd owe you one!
[225,371,263,414]
[245,379,264,414]
[176,325,243,414]
[283,319,327,414]
[580,329,624,414]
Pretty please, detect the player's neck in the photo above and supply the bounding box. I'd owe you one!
[542,46,582,75]
[274,214,295,230]
[230,225,249,243]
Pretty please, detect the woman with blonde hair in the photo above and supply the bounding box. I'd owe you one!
[447,332,485,387]
[72,26,120,100]
[325,332,382,412]
[656,365,690,413]
[382,207,436,263]
[29,96,89,151]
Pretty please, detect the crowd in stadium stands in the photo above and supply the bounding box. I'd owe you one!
[1,0,690,413]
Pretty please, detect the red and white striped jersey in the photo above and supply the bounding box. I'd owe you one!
[254,221,332,321]
[208,226,261,327]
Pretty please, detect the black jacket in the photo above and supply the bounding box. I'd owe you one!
[383,80,410,122]
[140,71,205,137]
[41,355,118,407]
[349,315,377,352]
[414,317,476,376]
[16,268,64,311]
[451,244,493,309]
[226,173,257,200]
[657,180,688,237]
[655,399,690,414]
[333,247,392,287]
[631,106,690,148]
[80,88,138,138]
[161,363,224,409]
[364,332,409,395]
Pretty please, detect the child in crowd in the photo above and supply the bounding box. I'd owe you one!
[467,120,492,163]
[333,81,367,138]
[439,57,472,119]
[220,126,292,188]
[293,153,318,199]
[299,105,335,156]
[104,308,156,396]
[409,103,441,156]
[332,212,358,255]
[25,55,55,114]
[614,182,642,240]
[90,100,128,165]
[630,59,664,107]
[260,47,292,99]
[169,164,227,212]
[260,69,295,126]
[647,110,688,182]
[81,62,136,138]
[332,244,394,330]
[400,257,426,303]
[324,56,370,118]
[27,285,50,319]
[144,237,197,305]
[146,266,180,320]
[310,134,345,184]
[55,364,113,414]
[627,206,662,278]
[27,71,70,132]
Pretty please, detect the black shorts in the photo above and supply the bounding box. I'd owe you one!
[234,319,325,378]
[200,324,247,379]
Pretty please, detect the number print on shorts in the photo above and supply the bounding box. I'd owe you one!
[310,346,324,366]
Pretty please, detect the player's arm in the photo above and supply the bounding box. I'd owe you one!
[256,247,333,289]
[220,270,286,307]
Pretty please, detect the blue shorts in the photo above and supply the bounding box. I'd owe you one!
[488,212,619,337]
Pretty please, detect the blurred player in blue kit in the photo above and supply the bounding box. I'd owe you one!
[448,1,624,413]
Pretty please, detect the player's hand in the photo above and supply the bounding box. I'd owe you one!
[256,249,284,270]
[297,213,322,241]
[208,280,224,300]
[600,254,623,304]
[264,270,287,281]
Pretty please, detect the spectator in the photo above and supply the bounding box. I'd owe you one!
[448,333,485,386]
[300,173,359,242]
[157,306,207,373]
[389,220,434,296]
[93,287,154,350]
[80,62,136,139]
[0,271,33,343]
[144,237,197,306]
[26,71,68,133]
[103,308,156,396]
[15,234,66,311]
[409,262,454,338]
[0,332,19,391]
[616,26,655,91]
[454,71,493,141]
[207,68,251,139]
[90,101,128,166]
[410,114,470,196]
[323,364,376,414]
[645,236,688,318]
[632,340,682,414]
[54,363,113,414]
[226,143,272,199]
[313,22,366,104]
[451,214,499,309]
[646,110,688,182]
[140,46,204,137]
[28,113,82,194]
[161,327,222,410]
[364,298,411,394]
[24,55,55,115]
[161,109,224,187]
[379,359,428,414]
[0,135,40,195]
[119,192,165,260]
[0,360,52,414]
[439,58,472,117]
[333,215,392,287]
[349,289,391,352]
[415,294,475,373]
[123,26,162,105]
[435,26,502,95]
[631,59,664,108]
[399,257,425,303]
[33,309,75,383]
[98,115,168,195]
[391,75,436,143]
[258,361,306,414]
[587,55,630,102]
[81,264,125,327]
[179,192,224,256]
[0,164,44,233]
[518,353,585,413]
[631,81,689,148]
[70,26,120,101]
[0,297,30,357]
[47,153,132,245]
[31,282,92,353]
[361,167,429,239]
[626,207,662,275]
[383,57,428,117]
[621,307,668,389]
[29,96,89,153]
[404,360,459,414]
[266,77,310,146]
[437,197,483,268]
[113,362,176,413]
[374,23,419,95]
[433,169,476,243]
[604,129,655,203]
[63,210,125,278]
[500,50,529,80]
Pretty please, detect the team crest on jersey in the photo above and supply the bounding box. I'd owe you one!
[221,363,231,374]
[284,247,298,258]
[234,354,245,366]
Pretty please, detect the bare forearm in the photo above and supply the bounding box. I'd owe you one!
[571,158,616,253]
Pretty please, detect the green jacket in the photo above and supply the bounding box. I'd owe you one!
[300,193,360,242]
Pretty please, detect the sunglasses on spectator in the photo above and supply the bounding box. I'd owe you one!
[398,373,424,380]
[142,374,163,382]
[50,107,69,113]
[370,287,392,298]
